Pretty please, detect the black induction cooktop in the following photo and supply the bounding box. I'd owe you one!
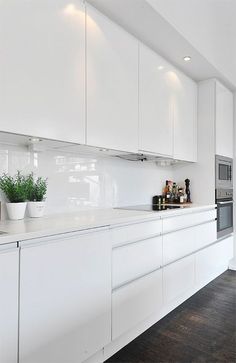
[118,204,182,212]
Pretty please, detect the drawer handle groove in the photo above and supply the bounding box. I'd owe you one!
[112,266,162,291]
[112,232,162,249]
[162,219,216,236]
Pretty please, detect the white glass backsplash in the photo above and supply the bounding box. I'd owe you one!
[0,143,173,217]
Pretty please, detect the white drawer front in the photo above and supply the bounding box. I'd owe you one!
[112,269,162,340]
[112,235,162,288]
[163,228,195,265]
[163,209,216,233]
[196,236,233,285]
[195,221,217,250]
[111,219,162,247]
[163,255,195,304]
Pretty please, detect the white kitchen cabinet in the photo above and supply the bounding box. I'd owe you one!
[19,229,111,363]
[0,244,19,363]
[163,254,195,304]
[173,71,197,162]
[112,235,162,288]
[111,219,162,247]
[139,43,197,161]
[112,269,162,340]
[163,228,195,265]
[0,0,85,144]
[163,209,216,233]
[139,44,174,157]
[194,220,217,250]
[196,235,233,286]
[86,5,138,152]
[215,81,234,158]
[163,219,217,265]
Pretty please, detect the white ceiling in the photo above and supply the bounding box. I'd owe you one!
[87,0,236,90]
[147,0,236,89]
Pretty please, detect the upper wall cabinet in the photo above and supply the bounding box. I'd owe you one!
[0,0,85,144]
[173,71,197,162]
[86,5,139,153]
[139,43,197,162]
[215,81,234,158]
[139,44,174,157]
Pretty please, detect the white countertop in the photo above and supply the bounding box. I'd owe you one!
[0,204,216,245]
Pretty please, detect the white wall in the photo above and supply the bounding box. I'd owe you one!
[147,0,236,88]
[0,143,173,218]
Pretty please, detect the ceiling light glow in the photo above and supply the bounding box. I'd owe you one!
[183,56,191,62]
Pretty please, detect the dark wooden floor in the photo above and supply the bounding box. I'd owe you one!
[106,270,236,363]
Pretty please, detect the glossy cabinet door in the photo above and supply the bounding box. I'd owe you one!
[112,235,162,288]
[86,5,139,152]
[112,269,163,340]
[215,81,234,158]
[19,229,111,363]
[196,236,233,286]
[194,220,217,250]
[163,228,195,265]
[173,71,197,162]
[0,244,19,363]
[139,44,174,157]
[163,254,195,304]
[0,0,85,144]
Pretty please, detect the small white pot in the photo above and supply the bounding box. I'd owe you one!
[27,201,46,218]
[6,202,27,220]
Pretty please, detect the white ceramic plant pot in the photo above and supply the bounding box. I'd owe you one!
[27,201,46,218]
[6,202,27,220]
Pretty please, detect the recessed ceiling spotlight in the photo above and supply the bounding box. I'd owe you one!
[183,56,191,62]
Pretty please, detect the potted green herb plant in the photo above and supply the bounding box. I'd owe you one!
[0,171,27,220]
[26,173,48,218]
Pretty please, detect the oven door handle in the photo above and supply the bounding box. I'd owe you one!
[217,201,234,205]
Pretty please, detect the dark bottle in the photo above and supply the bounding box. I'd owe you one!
[164,180,171,202]
[185,179,191,203]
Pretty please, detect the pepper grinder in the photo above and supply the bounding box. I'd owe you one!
[185,178,191,203]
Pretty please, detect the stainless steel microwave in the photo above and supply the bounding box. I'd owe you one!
[215,155,233,190]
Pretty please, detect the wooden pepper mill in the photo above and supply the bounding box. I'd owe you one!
[185,178,191,203]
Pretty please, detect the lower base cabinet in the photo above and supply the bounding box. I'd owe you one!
[112,269,163,340]
[0,244,19,363]
[13,213,233,363]
[196,235,234,286]
[19,229,111,363]
[163,254,195,304]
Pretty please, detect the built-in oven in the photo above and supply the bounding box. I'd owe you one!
[215,155,233,189]
[215,189,233,239]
